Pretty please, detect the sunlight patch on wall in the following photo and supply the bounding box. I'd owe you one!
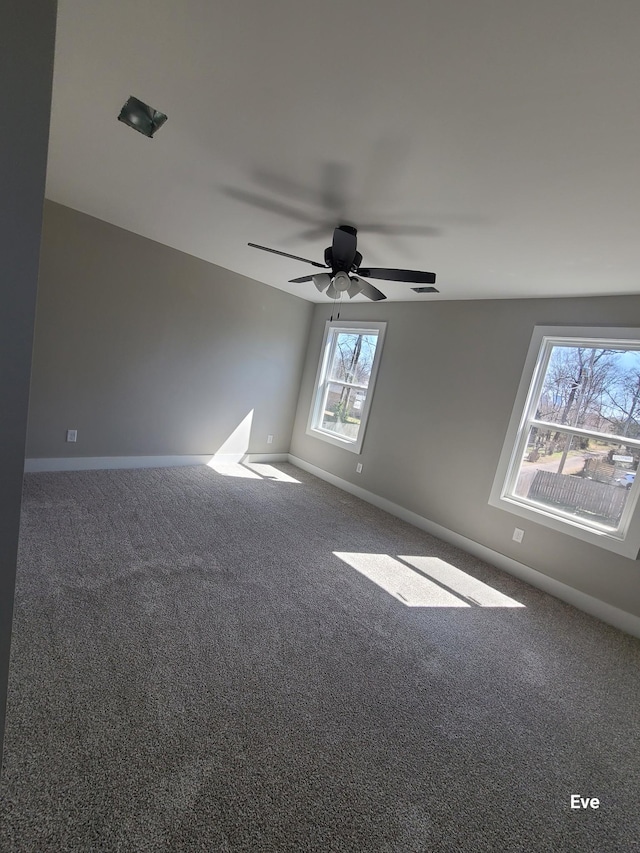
[207,411,257,476]
[210,410,254,462]
[333,553,525,608]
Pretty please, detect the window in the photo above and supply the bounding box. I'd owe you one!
[490,326,640,557]
[307,321,386,454]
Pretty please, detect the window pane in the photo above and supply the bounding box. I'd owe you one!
[511,428,635,529]
[309,321,386,454]
[328,333,378,387]
[320,383,365,440]
[536,345,640,436]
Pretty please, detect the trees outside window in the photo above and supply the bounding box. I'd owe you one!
[307,321,386,454]
[490,326,640,558]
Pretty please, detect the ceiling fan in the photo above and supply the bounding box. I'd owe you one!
[248,225,437,301]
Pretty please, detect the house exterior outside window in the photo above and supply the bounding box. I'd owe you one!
[307,321,387,454]
[490,326,640,558]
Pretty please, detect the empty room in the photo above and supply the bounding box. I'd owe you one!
[2,1,639,851]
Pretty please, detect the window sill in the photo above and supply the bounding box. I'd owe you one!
[488,491,640,559]
[306,427,362,454]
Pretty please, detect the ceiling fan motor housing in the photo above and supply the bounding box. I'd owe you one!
[324,246,362,273]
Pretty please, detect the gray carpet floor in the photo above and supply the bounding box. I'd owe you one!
[1,462,639,852]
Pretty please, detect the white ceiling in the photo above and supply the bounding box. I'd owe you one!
[46,0,640,303]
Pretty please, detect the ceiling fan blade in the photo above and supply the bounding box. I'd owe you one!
[357,267,436,284]
[320,162,349,215]
[351,276,387,301]
[223,187,319,225]
[248,243,327,268]
[356,223,440,237]
[289,226,332,242]
[289,275,315,283]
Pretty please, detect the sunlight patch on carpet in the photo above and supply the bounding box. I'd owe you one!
[334,553,525,608]
[242,462,300,482]
[398,555,525,607]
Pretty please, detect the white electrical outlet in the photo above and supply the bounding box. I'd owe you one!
[356,463,363,473]
[267,434,273,444]
[512,527,524,543]
[66,429,78,443]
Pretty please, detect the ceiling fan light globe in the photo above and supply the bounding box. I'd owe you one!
[347,279,362,298]
[312,273,331,292]
[333,271,351,293]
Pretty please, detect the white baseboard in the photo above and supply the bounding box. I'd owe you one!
[288,455,640,638]
[208,453,289,465]
[239,453,289,464]
[24,453,288,473]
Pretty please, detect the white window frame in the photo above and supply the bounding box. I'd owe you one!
[307,320,387,454]
[489,325,640,558]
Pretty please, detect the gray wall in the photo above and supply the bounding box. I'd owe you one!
[290,297,640,618]
[27,202,312,459]
[0,2,56,759]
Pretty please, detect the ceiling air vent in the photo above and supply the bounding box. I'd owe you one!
[117,96,167,138]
